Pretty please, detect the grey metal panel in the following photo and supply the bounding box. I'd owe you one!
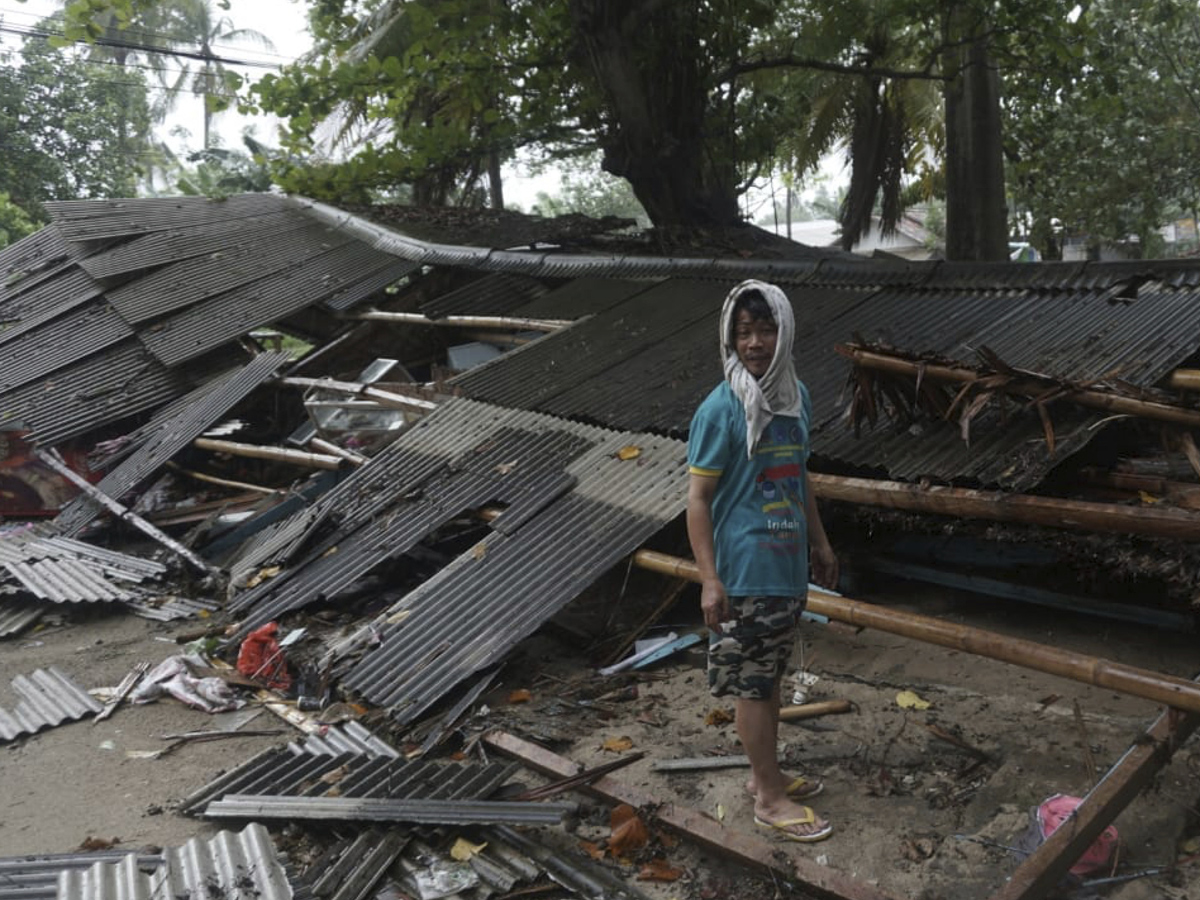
[0,667,102,742]
[0,600,45,638]
[301,829,409,900]
[290,721,400,759]
[105,224,357,323]
[0,227,72,296]
[30,537,168,581]
[122,595,220,621]
[79,207,305,280]
[0,269,106,349]
[0,300,133,393]
[54,352,292,535]
[55,824,292,900]
[182,748,516,814]
[0,852,161,900]
[3,558,133,604]
[511,275,652,320]
[138,246,412,366]
[203,795,573,826]
[418,272,554,319]
[0,341,189,446]
[320,259,420,311]
[45,194,289,243]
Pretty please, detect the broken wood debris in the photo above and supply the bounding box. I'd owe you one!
[837,341,1200,440]
[93,661,150,724]
[779,699,853,721]
[280,375,438,411]
[32,448,219,576]
[346,309,571,333]
[193,437,345,471]
[484,730,901,900]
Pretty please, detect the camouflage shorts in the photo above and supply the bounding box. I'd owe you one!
[708,595,805,700]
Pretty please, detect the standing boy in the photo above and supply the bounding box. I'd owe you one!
[686,279,838,842]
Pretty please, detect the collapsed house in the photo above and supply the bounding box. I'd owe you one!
[3,193,1200,899]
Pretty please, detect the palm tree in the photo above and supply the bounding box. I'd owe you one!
[170,0,275,149]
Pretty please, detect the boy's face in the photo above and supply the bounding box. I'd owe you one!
[733,308,778,380]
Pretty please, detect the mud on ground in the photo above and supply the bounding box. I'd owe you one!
[1,580,1198,900]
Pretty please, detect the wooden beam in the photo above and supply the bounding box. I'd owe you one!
[630,550,1200,715]
[809,472,1200,541]
[280,375,438,411]
[483,730,900,900]
[193,438,344,470]
[347,309,572,333]
[989,698,1200,900]
[841,346,1200,429]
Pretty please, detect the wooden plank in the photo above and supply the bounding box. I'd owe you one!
[484,730,902,900]
[989,700,1200,900]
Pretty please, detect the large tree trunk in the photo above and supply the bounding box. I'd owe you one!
[943,15,1009,262]
[569,0,741,228]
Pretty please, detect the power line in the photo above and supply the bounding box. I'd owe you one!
[0,20,289,69]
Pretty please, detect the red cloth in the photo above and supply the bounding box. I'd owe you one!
[236,622,292,691]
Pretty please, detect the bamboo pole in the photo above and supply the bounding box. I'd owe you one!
[347,310,572,333]
[840,345,1200,429]
[808,472,1200,541]
[165,461,284,495]
[279,376,438,411]
[779,700,853,721]
[1168,369,1200,391]
[308,436,369,466]
[34,449,219,575]
[193,438,343,470]
[629,549,1200,715]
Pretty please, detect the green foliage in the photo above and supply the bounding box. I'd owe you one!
[0,31,153,218]
[525,155,648,225]
[0,193,38,249]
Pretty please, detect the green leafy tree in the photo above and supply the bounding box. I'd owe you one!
[525,155,648,225]
[0,31,153,218]
[0,193,38,249]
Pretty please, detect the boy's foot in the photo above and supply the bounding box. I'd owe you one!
[746,774,823,800]
[753,805,833,843]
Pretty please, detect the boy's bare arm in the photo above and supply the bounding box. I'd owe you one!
[805,469,839,589]
[687,472,729,630]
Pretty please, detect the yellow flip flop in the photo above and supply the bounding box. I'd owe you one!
[784,775,823,799]
[754,807,834,843]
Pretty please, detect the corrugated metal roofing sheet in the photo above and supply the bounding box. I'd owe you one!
[512,275,653,320]
[80,207,310,281]
[0,851,162,900]
[203,795,573,826]
[289,721,400,758]
[0,268,105,351]
[45,194,290,243]
[0,341,190,445]
[0,300,133,393]
[0,600,45,637]
[55,824,292,900]
[418,273,554,319]
[3,558,134,604]
[182,748,517,815]
[0,667,102,742]
[0,227,72,298]
[54,352,292,536]
[104,224,358,323]
[138,247,413,366]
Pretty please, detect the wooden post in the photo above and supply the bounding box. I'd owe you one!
[629,549,1200,715]
[779,700,853,721]
[347,310,571,333]
[280,376,438,411]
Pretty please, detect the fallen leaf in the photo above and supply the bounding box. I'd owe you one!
[609,804,649,857]
[616,445,641,461]
[77,836,121,852]
[637,859,683,882]
[245,565,281,588]
[896,690,932,710]
[578,839,606,860]
[472,542,487,560]
[319,765,348,784]
[450,838,488,861]
[508,688,532,704]
[705,707,734,726]
[715,803,725,822]
[602,735,634,753]
[495,460,518,475]
[1138,490,1163,504]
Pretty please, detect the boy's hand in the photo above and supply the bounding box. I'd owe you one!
[811,542,839,591]
[700,579,731,632]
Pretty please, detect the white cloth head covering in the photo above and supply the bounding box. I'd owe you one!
[718,279,801,457]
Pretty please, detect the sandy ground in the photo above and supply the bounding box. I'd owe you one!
[1,578,1198,900]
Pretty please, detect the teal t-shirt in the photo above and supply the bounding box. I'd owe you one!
[687,381,812,597]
